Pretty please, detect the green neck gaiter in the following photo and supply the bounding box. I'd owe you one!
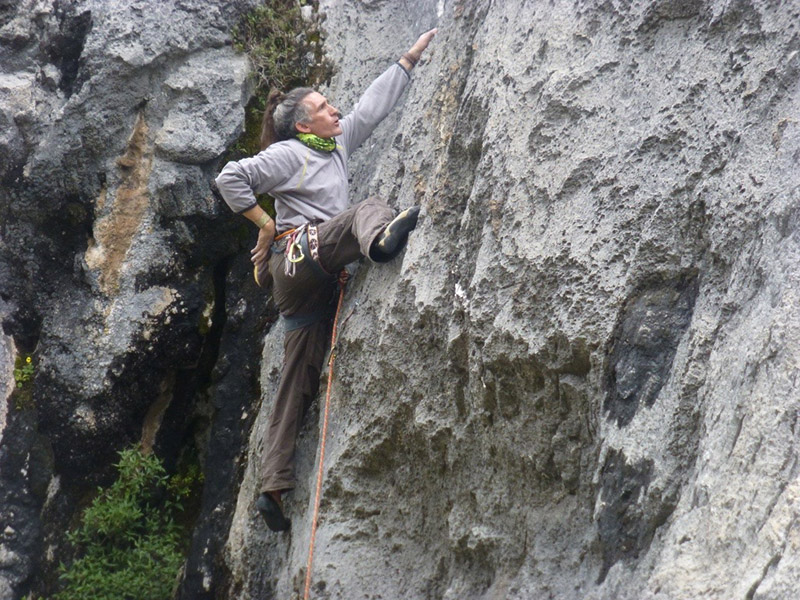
[296,133,336,152]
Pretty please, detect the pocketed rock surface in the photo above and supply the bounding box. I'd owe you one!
[1,1,799,599]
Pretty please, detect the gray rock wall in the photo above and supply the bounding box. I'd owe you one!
[0,1,266,596]
[224,1,800,598]
[0,0,798,599]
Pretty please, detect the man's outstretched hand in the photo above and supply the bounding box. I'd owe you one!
[407,28,438,63]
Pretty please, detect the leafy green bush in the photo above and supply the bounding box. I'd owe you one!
[53,448,195,600]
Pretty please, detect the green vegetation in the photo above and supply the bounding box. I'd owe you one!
[232,0,334,113]
[52,447,201,600]
[13,354,35,411]
[14,354,34,387]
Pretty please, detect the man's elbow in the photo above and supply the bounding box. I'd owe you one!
[215,162,244,198]
[214,163,245,211]
[215,161,235,189]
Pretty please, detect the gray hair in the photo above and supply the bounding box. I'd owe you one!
[273,87,314,140]
[260,87,316,149]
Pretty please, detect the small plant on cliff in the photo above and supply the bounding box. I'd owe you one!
[13,354,36,411]
[53,447,194,600]
[232,0,333,96]
[14,355,34,387]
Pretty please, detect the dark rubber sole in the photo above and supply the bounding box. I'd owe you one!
[376,206,421,255]
[256,492,291,532]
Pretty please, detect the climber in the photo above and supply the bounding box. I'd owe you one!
[214,28,438,532]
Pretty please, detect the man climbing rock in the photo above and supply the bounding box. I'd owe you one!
[215,29,437,532]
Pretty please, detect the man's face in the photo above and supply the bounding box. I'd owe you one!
[297,92,342,138]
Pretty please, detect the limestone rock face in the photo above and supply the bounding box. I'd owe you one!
[0,1,264,596]
[224,1,800,599]
[0,0,798,599]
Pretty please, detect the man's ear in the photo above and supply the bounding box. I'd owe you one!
[296,122,311,134]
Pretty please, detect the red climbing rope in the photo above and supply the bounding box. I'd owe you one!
[303,270,349,600]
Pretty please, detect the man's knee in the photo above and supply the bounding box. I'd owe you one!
[358,196,388,210]
[356,197,393,223]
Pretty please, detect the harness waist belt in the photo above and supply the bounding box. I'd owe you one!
[283,306,336,332]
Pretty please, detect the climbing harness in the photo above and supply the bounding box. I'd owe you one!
[284,227,306,277]
[303,269,350,600]
[300,225,332,281]
[274,228,297,242]
[281,224,333,281]
[276,224,337,332]
[254,227,297,287]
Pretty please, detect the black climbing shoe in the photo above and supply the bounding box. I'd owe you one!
[256,492,291,532]
[370,206,421,262]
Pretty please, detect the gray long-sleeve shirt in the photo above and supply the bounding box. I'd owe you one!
[215,63,411,231]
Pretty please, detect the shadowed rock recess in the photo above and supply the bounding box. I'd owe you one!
[1,0,798,599]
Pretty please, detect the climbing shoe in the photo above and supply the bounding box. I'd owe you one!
[256,491,291,532]
[370,206,421,262]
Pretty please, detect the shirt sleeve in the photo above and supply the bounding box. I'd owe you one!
[215,144,298,214]
[338,62,411,156]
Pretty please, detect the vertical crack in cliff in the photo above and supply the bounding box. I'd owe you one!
[44,4,92,98]
[177,255,281,599]
[745,552,782,600]
[84,111,152,295]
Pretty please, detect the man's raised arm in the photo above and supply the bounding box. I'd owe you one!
[338,29,437,155]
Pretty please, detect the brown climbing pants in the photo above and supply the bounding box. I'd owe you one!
[260,197,394,493]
